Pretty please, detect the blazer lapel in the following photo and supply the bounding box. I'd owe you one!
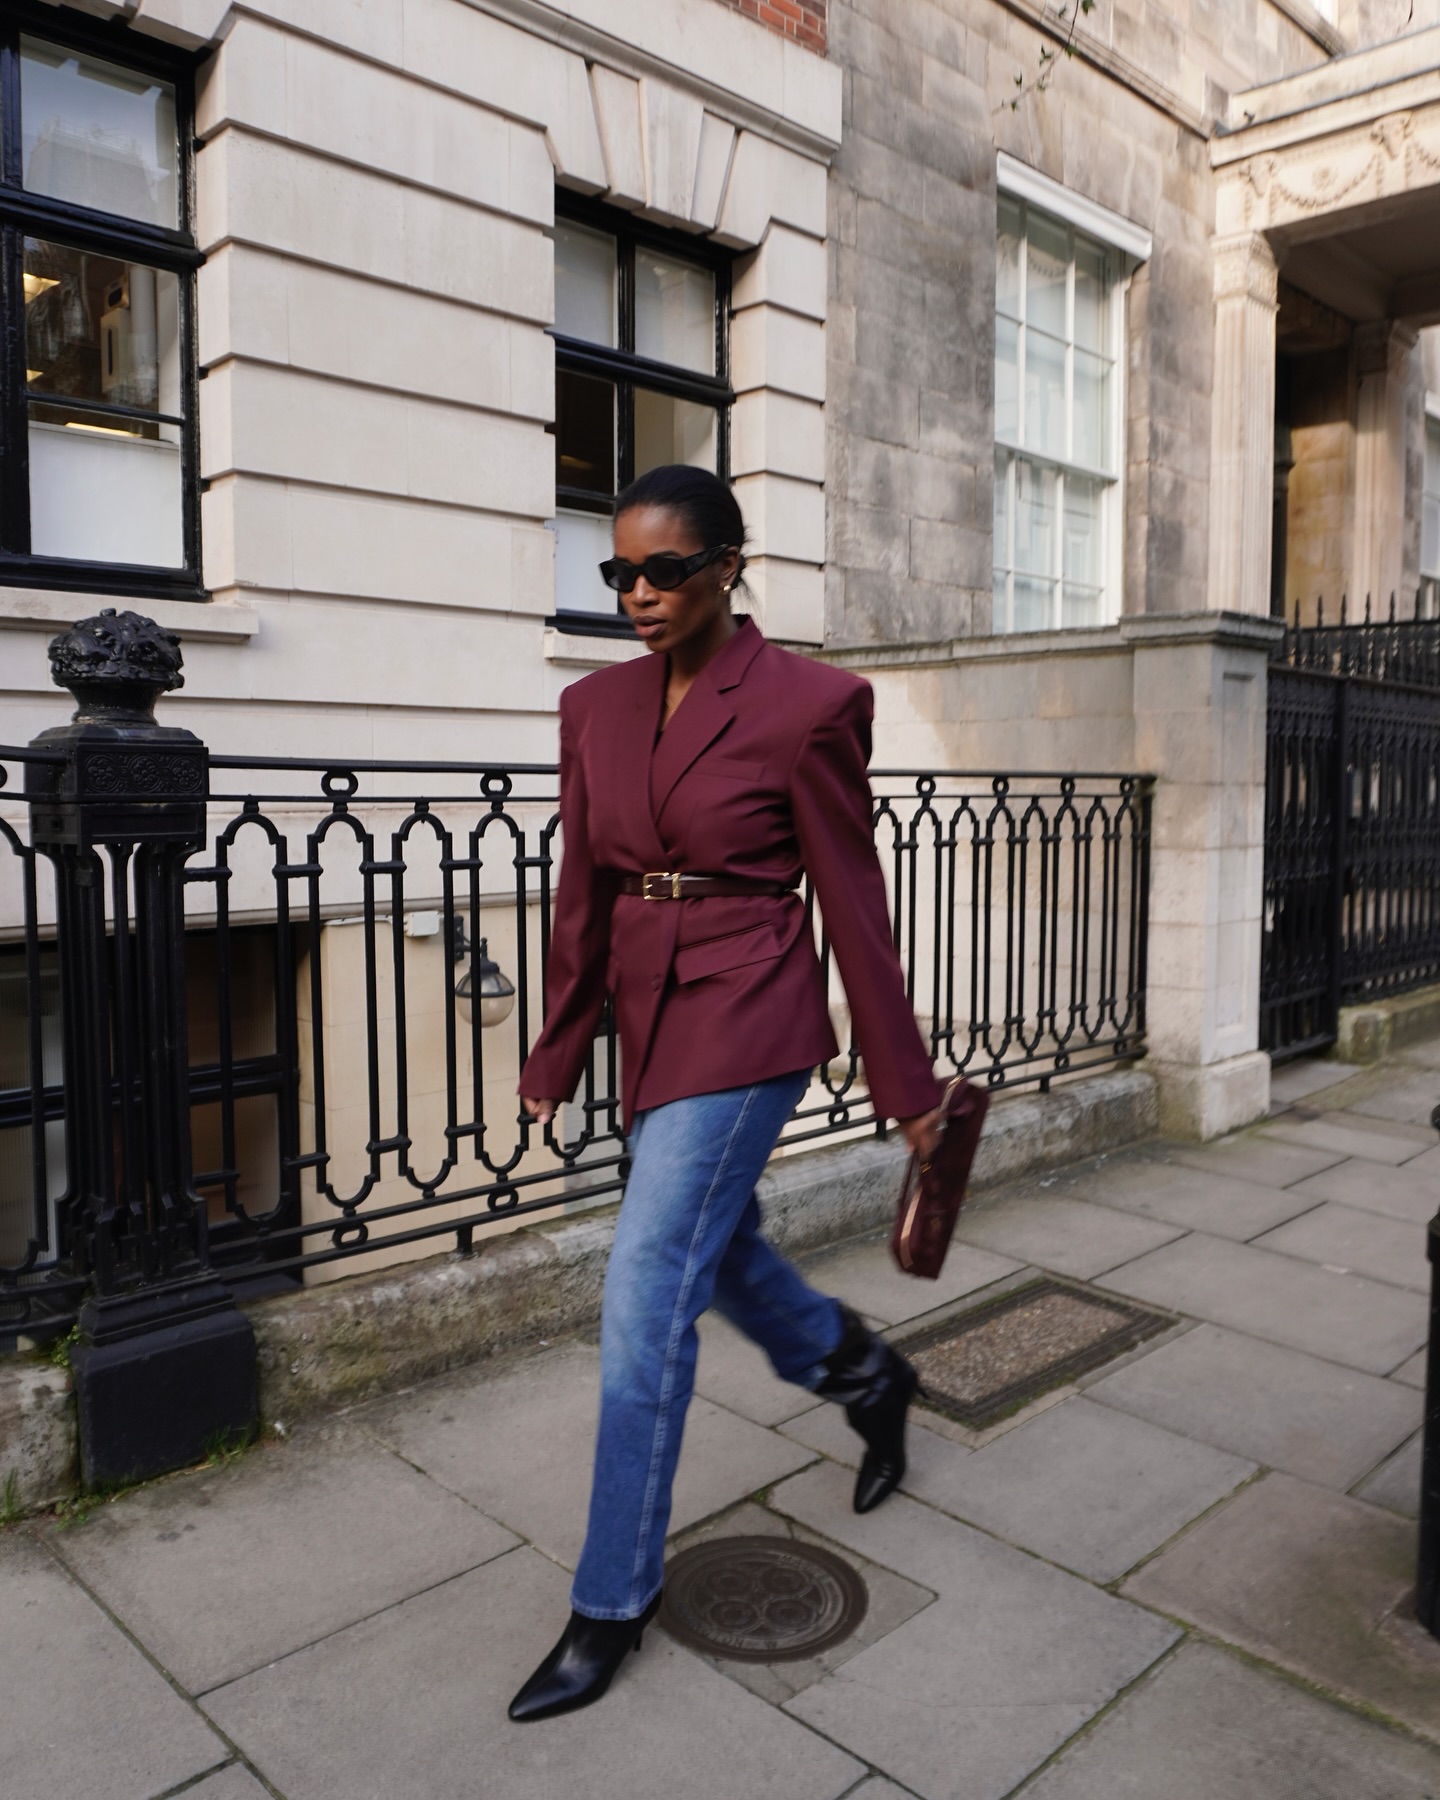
[600,651,670,863]
[649,618,767,828]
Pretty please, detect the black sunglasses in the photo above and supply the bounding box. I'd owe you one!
[598,544,732,594]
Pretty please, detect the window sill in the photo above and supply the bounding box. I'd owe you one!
[0,587,260,644]
[543,626,647,669]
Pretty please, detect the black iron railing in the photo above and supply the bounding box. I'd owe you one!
[2,729,1151,1338]
[1275,595,1440,692]
[1263,616,1440,1056]
[0,609,1155,1480]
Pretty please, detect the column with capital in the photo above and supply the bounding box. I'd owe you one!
[1207,233,1280,617]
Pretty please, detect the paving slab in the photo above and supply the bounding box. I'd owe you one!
[357,1340,815,1568]
[666,1500,935,1705]
[695,1313,820,1427]
[1,1533,227,1800]
[1397,1038,1440,1070]
[1169,1136,1344,1188]
[770,1464,1179,1800]
[1339,1067,1440,1127]
[780,1402,966,1480]
[45,1421,517,1695]
[1261,1115,1432,1166]
[954,1193,1184,1280]
[1392,1347,1429,1387]
[204,1546,864,1800]
[1403,1143,1440,1180]
[1022,1639,1440,1800]
[1085,1323,1423,1490]
[1122,1472,1440,1744]
[1287,1157,1440,1224]
[1252,1200,1431,1292]
[900,1394,1253,1582]
[799,1235,1024,1327]
[1053,1156,1321,1241]
[184,1768,275,1800]
[1097,1232,1429,1374]
[1356,1431,1422,1519]
[839,1783,915,1800]
[1269,1058,1360,1105]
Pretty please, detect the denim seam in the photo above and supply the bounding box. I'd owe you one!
[625,1081,763,1615]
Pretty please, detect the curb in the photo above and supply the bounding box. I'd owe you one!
[0,1067,1157,1504]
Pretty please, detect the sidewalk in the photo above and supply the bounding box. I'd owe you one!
[6,1043,1440,1800]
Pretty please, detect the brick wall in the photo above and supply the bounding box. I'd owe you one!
[715,0,826,54]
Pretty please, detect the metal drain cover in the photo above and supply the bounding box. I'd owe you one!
[660,1536,868,1662]
[904,1277,1175,1430]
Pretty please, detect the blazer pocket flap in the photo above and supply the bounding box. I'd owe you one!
[701,755,767,782]
[673,920,785,985]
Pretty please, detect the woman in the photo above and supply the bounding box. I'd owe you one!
[509,465,942,1724]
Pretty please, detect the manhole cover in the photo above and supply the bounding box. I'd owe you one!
[903,1278,1174,1430]
[660,1536,868,1662]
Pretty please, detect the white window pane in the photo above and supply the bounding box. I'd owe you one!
[21,37,177,229]
[554,222,617,347]
[1423,493,1440,580]
[1064,475,1103,589]
[1024,328,1066,460]
[634,250,714,374]
[995,317,1019,445]
[993,449,1011,562]
[1425,423,1440,578]
[633,389,718,476]
[993,567,1010,633]
[554,510,616,615]
[1014,459,1057,576]
[1073,348,1111,472]
[29,420,182,566]
[1026,212,1068,338]
[997,199,1022,320]
[1062,584,1104,629]
[1074,241,1108,354]
[1013,575,1056,633]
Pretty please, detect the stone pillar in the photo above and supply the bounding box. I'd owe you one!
[1351,320,1419,612]
[1207,234,1280,617]
[1125,613,1281,1139]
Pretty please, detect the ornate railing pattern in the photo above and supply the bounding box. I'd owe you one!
[1263,652,1440,1057]
[1,733,1151,1338]
[1275,597,1440,692]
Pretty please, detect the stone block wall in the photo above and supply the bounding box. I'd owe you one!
[0,0,841,765]
[823,0,1349,652]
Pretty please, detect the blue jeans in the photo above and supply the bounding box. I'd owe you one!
[570,1069,844,1620]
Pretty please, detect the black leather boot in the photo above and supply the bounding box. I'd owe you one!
[508,1591,663,1723]
[815,1305,919,1514]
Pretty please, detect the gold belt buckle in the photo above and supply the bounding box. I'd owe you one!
[642,871,682,900]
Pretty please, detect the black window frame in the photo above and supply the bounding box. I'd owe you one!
[0,3,204,602]
[549,192,734,638]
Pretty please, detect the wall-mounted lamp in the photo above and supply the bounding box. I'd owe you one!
[451,917,516,1029]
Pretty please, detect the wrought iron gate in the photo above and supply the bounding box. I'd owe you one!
[1263,616,1440,1058]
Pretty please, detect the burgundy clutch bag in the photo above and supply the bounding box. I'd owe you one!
[891,1074,990,1279]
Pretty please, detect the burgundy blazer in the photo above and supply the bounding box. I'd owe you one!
[519,617,942,1129]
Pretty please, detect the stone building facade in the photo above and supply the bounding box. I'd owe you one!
[2,0,1440,1275]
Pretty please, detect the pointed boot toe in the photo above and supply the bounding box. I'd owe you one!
[815,1306,921,1515]
[853,1444,905,1514]
[508,1595,661,1724]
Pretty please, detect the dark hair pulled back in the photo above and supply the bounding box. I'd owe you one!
[614,464,748,585]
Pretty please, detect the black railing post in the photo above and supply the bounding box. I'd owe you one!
[1420,1109,1440,1635]
[24,609,256,1486]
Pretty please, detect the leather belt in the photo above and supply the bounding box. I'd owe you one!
[618,872,797,901]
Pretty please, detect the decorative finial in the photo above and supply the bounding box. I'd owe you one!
[48,608,184,723]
